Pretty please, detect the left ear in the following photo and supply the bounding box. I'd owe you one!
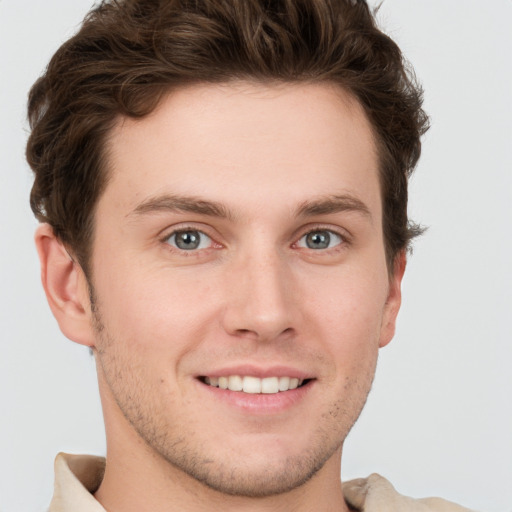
[379,250,406,348]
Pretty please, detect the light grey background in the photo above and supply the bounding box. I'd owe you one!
[1,1,511,511]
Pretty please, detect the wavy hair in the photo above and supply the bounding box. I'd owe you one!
[27,0,429,275]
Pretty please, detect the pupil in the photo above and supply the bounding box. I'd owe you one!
[306,231,330,249]
[176,231,200,250]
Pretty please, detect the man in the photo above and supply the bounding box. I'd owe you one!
[26,0,474,510]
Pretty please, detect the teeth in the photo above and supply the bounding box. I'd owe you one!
[228,375,243,391]
[203,375,306,394]
[243,376,261,394]
[278,376,290,391]
[261,377,279,394]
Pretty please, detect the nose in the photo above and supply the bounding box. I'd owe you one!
[221,248,298,342]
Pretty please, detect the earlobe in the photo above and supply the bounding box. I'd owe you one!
[379,251,407,348]
[35,223,95,347]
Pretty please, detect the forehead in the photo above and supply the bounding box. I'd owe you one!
[104,81,380,218]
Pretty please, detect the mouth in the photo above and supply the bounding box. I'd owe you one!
[199,375,312,394]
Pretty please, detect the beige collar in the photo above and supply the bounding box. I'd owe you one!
[342,474,475,512]
[49,453,106,512]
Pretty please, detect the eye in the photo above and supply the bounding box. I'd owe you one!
[297,229,343,250]
[166,229,212,251]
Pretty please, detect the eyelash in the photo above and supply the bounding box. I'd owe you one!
[161,225,349,254]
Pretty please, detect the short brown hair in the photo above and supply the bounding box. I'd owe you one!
[27,0,428,276]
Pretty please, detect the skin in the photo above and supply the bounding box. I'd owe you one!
[36,81,405,512]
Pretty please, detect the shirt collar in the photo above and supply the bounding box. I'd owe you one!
[49,452,106,512]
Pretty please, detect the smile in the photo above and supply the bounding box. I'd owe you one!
[202,375,308,394]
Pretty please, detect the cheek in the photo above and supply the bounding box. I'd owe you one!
[92,257,220,358]
[300,264,388,382]
[306,268,388,337]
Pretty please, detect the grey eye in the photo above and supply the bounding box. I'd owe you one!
[167,230,212,251]
[298,230,342,250]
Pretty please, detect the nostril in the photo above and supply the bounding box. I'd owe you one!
[231,326,295,341]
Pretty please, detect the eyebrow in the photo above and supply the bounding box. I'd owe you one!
[295,194,372,221]
[128,192,371,223]
[129,194,233,220]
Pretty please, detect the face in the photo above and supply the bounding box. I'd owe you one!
[88,82,403,497]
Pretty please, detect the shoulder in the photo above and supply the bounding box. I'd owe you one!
[343,474,477,512]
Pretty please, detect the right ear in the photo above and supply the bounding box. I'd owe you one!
[35,224,96,347]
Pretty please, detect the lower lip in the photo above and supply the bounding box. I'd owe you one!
[198,379,314,414]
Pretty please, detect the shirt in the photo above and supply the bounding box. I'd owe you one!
[48,452,475,511]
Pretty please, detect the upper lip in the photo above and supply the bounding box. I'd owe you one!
[197,364,314,380]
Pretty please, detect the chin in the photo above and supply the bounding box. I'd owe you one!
[164,449,334,498]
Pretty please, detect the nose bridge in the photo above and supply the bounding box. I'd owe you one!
[222,241,296,340]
